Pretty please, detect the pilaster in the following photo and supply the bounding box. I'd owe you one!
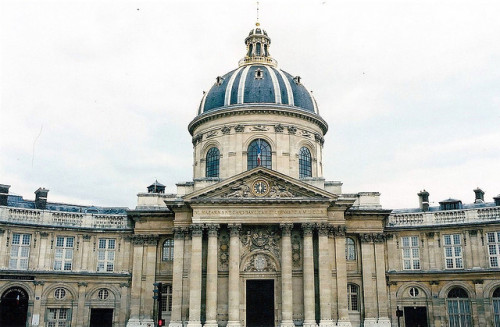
[317,223,334,327]
[187,224,204,327]
[205,224,220,327]
[169,227,187,327]
[302,223,317,327]
[280,223,294,327]
[227,223,242,327]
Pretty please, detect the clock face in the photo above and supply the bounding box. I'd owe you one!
[252,179,269,196]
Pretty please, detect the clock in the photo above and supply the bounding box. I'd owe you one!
[252,179,270,196]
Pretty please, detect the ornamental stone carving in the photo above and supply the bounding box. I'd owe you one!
[218,228,230,271]
[274,124,284,133]
[129,234,159,245]
[173,227,187,239]
[280,223,293,236]
[243,253,277,272]
[234,124,245,132]
[221,126,231,134]
[241,226,280,260]
[251,124,268,131]
[291,230,302,268]
[225,182,251,198]
[302,223,315,236]
[317,223,330,236]
[192,134,202,145]
[301,130,311,138]
[207,224,219,236]
[287,126,297,135]
[205,130,218,138]
[268,184,294,198]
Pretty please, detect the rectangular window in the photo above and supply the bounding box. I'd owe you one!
[9,233,31,270]
[444,234,463,269]
[54,236,74,271]
[161,284,173,313]
[487,232,500,268]
[47,308,70,327]
[97,239,115,272]
[401,236,420,270]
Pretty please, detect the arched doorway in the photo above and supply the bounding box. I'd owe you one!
[0,287,29,327]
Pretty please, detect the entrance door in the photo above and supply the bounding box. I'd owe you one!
[404,307,428,327]
[0,287,29,327]
[90,308,113,327]
[246,280,274,327]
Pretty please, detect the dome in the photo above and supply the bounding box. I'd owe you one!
[197,24,319,116]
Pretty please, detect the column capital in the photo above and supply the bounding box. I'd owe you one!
[228,223,242,236]
[129,234,159,245]
[33,280,45,286]
[207,224,220,237]
[316,223,330,236]
[301,223,315,236]
[332,225,346,236]
[173,227,188,239]
[280,223,293,236]
[191,224,204,237]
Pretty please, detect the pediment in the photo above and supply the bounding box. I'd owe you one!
[183,167,337,203]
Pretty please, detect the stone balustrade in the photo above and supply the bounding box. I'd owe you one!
[0,206,131,229]
[389,206,500,227]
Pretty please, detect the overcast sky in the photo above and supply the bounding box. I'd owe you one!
[1,0,499,210]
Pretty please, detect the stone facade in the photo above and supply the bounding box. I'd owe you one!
[1,22,500,327]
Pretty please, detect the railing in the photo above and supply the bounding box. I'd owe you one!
[0,206,131,229]
[389,206,500,227]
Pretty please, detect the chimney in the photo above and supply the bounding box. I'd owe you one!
[473,187,485,203]
[0,184,10,206]
[418,190,430,212]
[494,195,500,207]
[35,187,49,210]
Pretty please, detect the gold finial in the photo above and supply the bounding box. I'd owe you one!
[256,1,260,26]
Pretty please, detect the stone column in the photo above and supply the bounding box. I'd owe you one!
[169,227,186,327]
[280,223,294,327]
[334,227,351,327]
[128,237,145,323]
[75,282,87,326]
[302,223,317,327]
[374,235,390,327]
[360,234,377,327]
[227,224,242,327]
[144,237,159,321]
[32,281,45,326]
[470,230,480,268]
[205,224,220,327]
[188,224,204,327]
[317,224,334,327]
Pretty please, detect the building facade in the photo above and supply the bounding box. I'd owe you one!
[1,23,500,327]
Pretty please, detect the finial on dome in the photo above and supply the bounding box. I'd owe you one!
[256,1,260,26]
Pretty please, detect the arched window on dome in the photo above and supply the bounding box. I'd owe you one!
[247,139,271,170]
[447,287,472,327]
[493,287,500,326]
[247,44,253,57]
[206,147,220,178]
[264,44,269,57]
[299,147,312,178]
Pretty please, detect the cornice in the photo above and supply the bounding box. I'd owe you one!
[188,105,328,135]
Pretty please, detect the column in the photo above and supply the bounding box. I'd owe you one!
[374,235,390,326]
[227,224,242,327]
[360,234,377,327]
[169,227,186,327]
[280,223,294,327]
[128,237,145,323]
[334,227,351,327]
[31,281,45,327]
[470,230,480,268]
[143,236,159,321]
[302,223,316,327]
[317,224,334,327]
[205,224,220,327]
[188,224,204,327]
[75,282,87,326]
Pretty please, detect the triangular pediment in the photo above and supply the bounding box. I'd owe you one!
[183,167,337,203]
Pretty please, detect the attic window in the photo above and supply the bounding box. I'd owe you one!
[255,68,263,80]
[216,76,224,86]
[293,76,301,85]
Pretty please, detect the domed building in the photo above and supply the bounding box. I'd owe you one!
[1,21,500,327]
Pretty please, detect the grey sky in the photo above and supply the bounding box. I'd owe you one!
[1,0,499,209]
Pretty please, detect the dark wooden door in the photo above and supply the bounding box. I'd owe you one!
[246,280,274,327]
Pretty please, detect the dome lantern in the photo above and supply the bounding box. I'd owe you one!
[239,23,277,67]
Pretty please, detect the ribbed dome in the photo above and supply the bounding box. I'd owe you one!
[198,66,318,115]
[196,24,320,116]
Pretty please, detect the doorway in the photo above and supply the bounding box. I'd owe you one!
[246,279,274,327]
[90,308,113,327]
[0,287,29,327]
[404,307,428,327]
